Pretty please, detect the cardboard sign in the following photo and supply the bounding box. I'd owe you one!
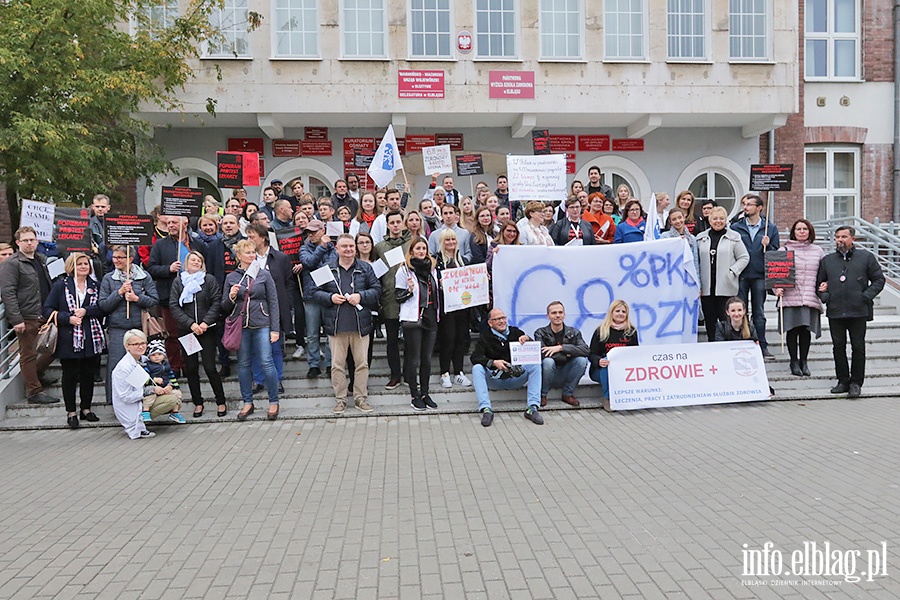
[216,151,260,188]
[455,154,485,177]
[20,200,55,242]
[765,250,796,290]
[506,155,567,202]
[161,187,204,218]
[105,215,154,247]
[422,145,453,175]
[274,228,304,266]
[440,264,490,312]
[55,212,93,254]
[531,129,551,155]
[750,164,794,192]
[509,341,542,365]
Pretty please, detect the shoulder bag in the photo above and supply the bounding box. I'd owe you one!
[36,311,59,356]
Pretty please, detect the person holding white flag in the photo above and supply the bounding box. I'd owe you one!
[368,125,405,189]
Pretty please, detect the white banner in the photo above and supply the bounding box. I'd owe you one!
[506,154,567,202]
[492,239,700,345]
[606,341,771,411]
[422,144,453,175]
[20,200,55,242]
[441,264,489,312]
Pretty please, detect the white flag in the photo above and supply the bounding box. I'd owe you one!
[644,198,661,242]
[368,125,404,188]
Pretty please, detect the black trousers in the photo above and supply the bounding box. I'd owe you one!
[829,317,868,386]
[184,330,227,405]
[437,310,470,374]
[383,318,402,379]
[403,323,438,397]
[700,296,730,342]
[60,356,100,413]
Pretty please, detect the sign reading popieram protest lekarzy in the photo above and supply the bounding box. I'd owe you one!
[20,200,55,242]
[765,250,795,290]
[55,208,92,253]
[274,228,304,265]
[605,341,770,411]
[440,264,489,312]
[506,154,567,202]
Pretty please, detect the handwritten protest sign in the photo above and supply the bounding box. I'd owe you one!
[422,145,453,175]
[161,187,204,218]
[440,264,489,312]
[506,155,567,202]
[105,215,154,247]
[765,251,795,290]
[20,200,55,242]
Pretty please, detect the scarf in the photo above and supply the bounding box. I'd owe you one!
[411,257,432,278]
[222,232,242,250]
[179,270,206,306]
[65,278,105,354]
[110,264,148,282]
[194,230,222,244]
[625,217,643,228]
[362,212,377,228]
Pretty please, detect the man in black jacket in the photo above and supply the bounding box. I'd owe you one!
[816,226,885,398]
[470,308,543,427]
[549,197,595,246]
[532,301,589,407]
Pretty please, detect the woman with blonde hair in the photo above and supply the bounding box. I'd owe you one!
[615,183,631,212]
[404,210,428,242]
[459,196,477,232]
[696,206,750,341]
[434,229,472,389]
[674,191,697,234]
[588,300,639,399]
[517,201,555,246]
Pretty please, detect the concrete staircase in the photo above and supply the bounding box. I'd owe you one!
[3,297,900,430]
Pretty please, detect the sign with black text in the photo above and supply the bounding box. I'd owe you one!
[161,186,204,218]
[455,153,485,177]
[55,207,92,254]
[216,151,260,188]
[353,149,375,168]
[274,228,304,266]
[750,164,794,192]
[765,250,796,290]
[105,215,154,247]
[531,129,550,155]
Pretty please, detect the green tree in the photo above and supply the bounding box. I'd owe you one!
[0,0,256,223]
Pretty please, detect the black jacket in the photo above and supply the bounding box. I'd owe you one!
[548,218,595,246]
[471,323,528,368]
[816,246,885,320]
[169,273,223,332]
[258,247,293,331]
[206,235,244,288]
[310,258,381,337]
[41,277,106,359]
[147,237,208,303]
[532,323,590,364]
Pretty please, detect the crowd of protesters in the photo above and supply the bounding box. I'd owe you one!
[0,167,884,435]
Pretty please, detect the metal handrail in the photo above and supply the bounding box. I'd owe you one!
[809,218,900,280]
[0,302,20,380]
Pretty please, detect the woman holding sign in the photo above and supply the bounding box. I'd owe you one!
[170,251,227,417]
[588,300,640,400]
[222,239,281,420]
[434,229,472,389]
[775,219,825,376]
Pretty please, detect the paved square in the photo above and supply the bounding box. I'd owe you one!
[0,398,898,599]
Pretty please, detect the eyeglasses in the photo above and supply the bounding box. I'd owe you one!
[112,256,127,260]
[489,316,508,322]
[127,341,147,347]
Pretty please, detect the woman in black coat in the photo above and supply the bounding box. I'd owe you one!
[170,250,227,418]
[42,253,107,428]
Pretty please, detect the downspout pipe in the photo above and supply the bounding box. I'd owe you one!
[894,0,900,222]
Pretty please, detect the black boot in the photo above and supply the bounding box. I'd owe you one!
[799,361,811,377]
[789,361,802,376]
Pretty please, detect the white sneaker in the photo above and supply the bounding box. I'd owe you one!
[441,373,452,388]
[454,372,472,387]
[292,346,305,359]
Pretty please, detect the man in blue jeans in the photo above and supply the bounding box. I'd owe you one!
[731,193,779,360]
[470,308,543,427]
[532,301,589,407]
[299,220,334,378]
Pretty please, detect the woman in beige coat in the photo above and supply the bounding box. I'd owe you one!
[696,206,750,341]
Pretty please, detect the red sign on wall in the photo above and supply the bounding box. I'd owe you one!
[301,141,333,156]
[272,140,302,157]
[228,138,265,155]
[343,138,376,170]
[435,133,464,151]
[578,135,611,152]
[398,70,445,99]
[304,127,329,140]
[549,135,576,153]
[489,71,535,99]
[566,162,576,175]
[397,138,406,155]
[404,135,436,154]
[612,139,645,152]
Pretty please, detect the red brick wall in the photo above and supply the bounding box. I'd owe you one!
[863,0,895,82]
[862,144,894,221]
[805,126,868,145]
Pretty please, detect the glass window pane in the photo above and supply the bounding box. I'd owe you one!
[805,40,827,77]
[805,153,827,189]
[833,152,855,188]
[833,195,856,218]
[806,0,827,32]
[834,40,857,77]
[805,195,828,221]
[834,0,856,33]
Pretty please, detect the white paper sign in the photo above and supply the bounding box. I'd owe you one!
[244,260,260,280]
[565,238,583,247]
[47,259,66,280]
[126,364,151,390]
[325,221,344,237]
[311,265,335,288]
[510,341,542,365]
[440,264,490,312]
[383,246,405,267]
[606,341,771,411]
[422,144,453,175]
[371,260,389,279]
[178,333,203,356]
[20,200,55,242]
[506,154,567,202]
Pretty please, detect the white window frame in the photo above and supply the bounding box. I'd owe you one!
[539,0,584,62]
[666,0,711,62]
[206,0,252,58]
[474,0,519,60]
[674,156,749,218]
[603,0,649,62]
[728,0,772,62]
[340,0,388,60]
[804,0,861,81]
[804,146,861,220]
[130,0,178,38]
[271,0,320,59]
[407,0,454,60]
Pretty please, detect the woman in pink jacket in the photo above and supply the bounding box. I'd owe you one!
[775,219,825,376]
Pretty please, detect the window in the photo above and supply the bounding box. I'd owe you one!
[805,0,859,79]
[274,0,318,57]
[666,0,708,61]
[341,0,386,58]
[604,0,646,61]
[475,0,516,58]
[409,0,452,58]
[689,171,738,215]
[805,147,859,220]
[132,0,178,38]
[540,0,582,60]
[209,0,251,57]
[729,0,769,61]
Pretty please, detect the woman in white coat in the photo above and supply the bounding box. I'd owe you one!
[111,329,182,439]
[695,206,750,342]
